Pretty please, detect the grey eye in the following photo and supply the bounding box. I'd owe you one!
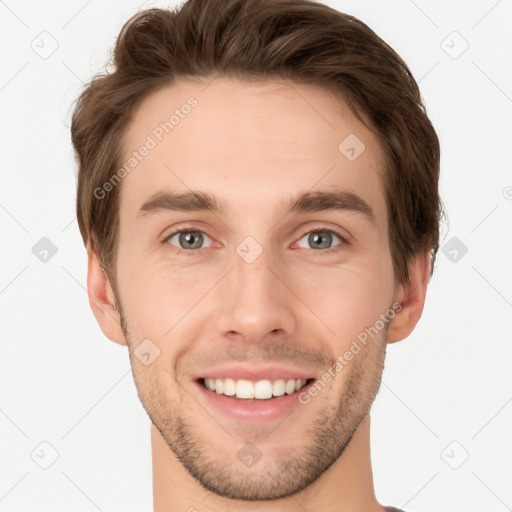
[167,230,212,250]
[296,230,342,250]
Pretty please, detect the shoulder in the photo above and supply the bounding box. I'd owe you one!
[385,507,407,512]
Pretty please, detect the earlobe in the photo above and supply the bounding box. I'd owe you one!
[387,251,431,344]
[86,243,127,346]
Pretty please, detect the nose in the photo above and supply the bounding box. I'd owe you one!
[214,241,297,344]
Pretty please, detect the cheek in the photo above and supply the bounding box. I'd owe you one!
[116,256,214,373]
[292,259,387,319]
[115,254,179,337]
[293,263,394,361]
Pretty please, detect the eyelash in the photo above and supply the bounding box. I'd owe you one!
[162,224,349,257]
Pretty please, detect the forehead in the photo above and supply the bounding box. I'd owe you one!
[118,77,387,232]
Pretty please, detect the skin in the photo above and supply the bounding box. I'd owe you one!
[87,77,430,512]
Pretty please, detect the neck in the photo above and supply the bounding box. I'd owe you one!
[152,413,386,512]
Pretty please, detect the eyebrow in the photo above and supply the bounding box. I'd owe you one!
[137,186,376,226]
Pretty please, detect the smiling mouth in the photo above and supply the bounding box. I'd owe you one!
[198,377,315,400]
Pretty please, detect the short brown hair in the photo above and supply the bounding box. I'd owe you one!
[71,0,444,289]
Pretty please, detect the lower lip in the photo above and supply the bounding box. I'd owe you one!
[193,379,315,422]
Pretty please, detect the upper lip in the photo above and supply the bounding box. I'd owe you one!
[193,364,317,382]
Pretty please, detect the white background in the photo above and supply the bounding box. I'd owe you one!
[1,0,511,511]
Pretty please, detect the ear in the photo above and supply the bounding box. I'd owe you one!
[387,251,431,344]
[86,242,127,346]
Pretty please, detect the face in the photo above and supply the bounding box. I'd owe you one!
[110,77,399,500]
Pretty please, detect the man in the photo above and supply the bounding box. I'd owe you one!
[71,0,443,510]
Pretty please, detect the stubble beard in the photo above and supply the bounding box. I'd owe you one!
[116,295,388,501]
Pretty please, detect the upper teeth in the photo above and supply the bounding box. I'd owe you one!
[204,378,308,399]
